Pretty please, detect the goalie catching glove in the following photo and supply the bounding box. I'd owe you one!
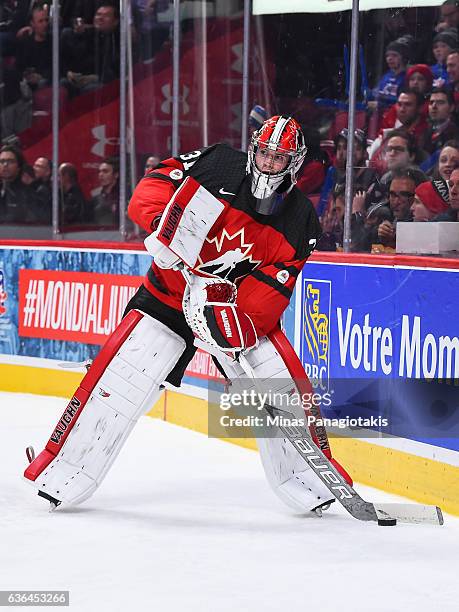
[183,275,257,353]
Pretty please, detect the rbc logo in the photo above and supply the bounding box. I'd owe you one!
[301,279,331,390]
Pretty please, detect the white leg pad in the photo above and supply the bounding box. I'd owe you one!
[31,313,186,506]
[222,338,334,513]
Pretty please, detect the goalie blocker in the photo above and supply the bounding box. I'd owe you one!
[144,175,225,270]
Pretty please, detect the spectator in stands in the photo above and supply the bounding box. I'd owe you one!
[431,140,459,180]
[369,90,428,160]
[0,64,32,139]
[446,50,459,111]
[374,130,428,195]
[58,163,86,225]
[317,183,345,251]
[352,201,393,253]
[339,128,381,199]
[376,169,418,248]
[33,156,51,182]
[421,88,459,154]
[60,0,97,29]
[15,4,52,91]
[89,157,120,227]
[61,3,121,97]
[32,156,52,223]
[318,184,379,252]
[318,128,381,217]
[144,155,160,174]
[0,144,38,223]
[373,36,412,110]
[372,68,433,145]
[0,0,30,57]
[432,166,459,220]
[382,90,428,142]
[431,29,457,85]
[411,180,450,221]
[435,1,459,33]
[406,64,434,97]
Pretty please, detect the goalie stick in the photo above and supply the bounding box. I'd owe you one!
[237,354,444,526]
[180,267,443,526]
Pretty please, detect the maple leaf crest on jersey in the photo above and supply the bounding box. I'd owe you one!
[195,228,262,283]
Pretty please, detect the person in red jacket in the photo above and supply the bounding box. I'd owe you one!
[369,89,429,163]
[24,116,352,515]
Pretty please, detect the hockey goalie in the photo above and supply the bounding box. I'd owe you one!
[24,115,352,514]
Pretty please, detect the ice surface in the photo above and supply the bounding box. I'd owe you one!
[0,391,458,612]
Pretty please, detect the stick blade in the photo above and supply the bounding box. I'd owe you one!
[374,503,444,525]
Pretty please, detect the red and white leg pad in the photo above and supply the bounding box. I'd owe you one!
[24,309,186,506]
[212,336,351,513]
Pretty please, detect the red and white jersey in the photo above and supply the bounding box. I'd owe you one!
[128,143,321,337]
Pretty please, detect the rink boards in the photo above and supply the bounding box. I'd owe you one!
[0,241,458,515]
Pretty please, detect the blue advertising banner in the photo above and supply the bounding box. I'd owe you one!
[299,262,459,451]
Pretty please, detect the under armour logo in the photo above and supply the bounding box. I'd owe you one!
[91,125,119,158]
[231,43,243,74]
[161,83,190,115]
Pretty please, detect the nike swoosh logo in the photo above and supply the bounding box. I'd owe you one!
[219,187,236,196]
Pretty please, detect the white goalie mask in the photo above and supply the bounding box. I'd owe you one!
[247,115,307,215]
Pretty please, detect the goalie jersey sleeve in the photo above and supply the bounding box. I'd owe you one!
[128,157,186,232]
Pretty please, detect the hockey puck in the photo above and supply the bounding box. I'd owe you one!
[377,518,397,526]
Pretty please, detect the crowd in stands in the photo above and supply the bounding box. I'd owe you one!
[0,1,172,140]
[0,0,458,254]
[0,0,166,230]
[0,144,127,228]
[288,0,459,253]
[1,1,130,138]
[307,122,459,252]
